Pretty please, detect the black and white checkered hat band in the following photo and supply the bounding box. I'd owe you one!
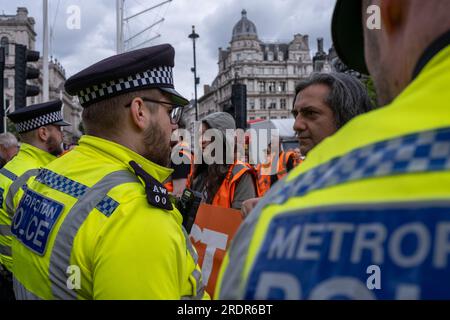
[76,66,174,106]
[16,111,64,133]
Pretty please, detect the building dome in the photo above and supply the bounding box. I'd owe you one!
[232,9,258,41]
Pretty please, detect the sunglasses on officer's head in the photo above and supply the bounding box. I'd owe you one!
[125,97,183,125]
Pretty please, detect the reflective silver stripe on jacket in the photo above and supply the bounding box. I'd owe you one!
[0,168,18,181]
[13,276,42,300]
[48,170,138,299]
[181,225,205,299]
[182,227,198,264]
[5,169,40,218]
[182,268,205,300]
[217,178,287,299]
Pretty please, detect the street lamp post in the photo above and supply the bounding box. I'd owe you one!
[188,25,199,121]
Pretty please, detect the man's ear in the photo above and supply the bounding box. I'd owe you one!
[37,127,49,142]
[380,0,409,34]
[129,97,151,131]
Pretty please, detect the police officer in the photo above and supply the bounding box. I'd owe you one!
[0,100,69,300]
[216,0,450,299]
[11,44,207,300]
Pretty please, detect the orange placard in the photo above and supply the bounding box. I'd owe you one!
[189,204,243,297]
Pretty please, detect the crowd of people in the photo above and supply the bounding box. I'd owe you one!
[0,0,449,300]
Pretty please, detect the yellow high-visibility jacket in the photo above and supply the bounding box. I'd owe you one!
[12,135,207,300]
[0,143,55,272]
[216,44,450,300]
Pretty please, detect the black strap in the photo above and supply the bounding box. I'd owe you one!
[412,29,450,80]
[129,161,173,210]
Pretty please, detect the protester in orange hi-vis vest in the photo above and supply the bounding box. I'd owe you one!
[256,143,302,196]
[188,112,257,296]
[189,112,257,209]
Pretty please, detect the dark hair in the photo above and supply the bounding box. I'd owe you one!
[191,121,230,204]
[294,72,374,128]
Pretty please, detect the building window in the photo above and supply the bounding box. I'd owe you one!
[249,99,255,110]
[3,78,8,89]
[268,82,276,92]
[260,98,266,110]
[5,99,9,109]
[269,100,277,110]
[247,80,254,91]
[1,37,9,56]
[280,98,287,110]
[250,117,255,120]
[236,53,241,61]
[281,116,287,119]
[261,116,267,120]
[258,81,266,93]
[278,82,286,92]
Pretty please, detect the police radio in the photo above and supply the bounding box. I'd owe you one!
[175,188,202,233]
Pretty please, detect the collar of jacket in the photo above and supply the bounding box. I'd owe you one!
[18,143,56,165]
[78,135,173,184]
[412,29,450,80]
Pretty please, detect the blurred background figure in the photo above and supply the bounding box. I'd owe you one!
[0,133,19,167]
[190,112,257,210]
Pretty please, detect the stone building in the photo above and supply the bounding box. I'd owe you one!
[196,9,333,127]
[0,7,82,142]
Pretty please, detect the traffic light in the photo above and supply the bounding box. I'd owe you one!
[14,44,40,109]
[231,84,247,129]
[0,47,5,133]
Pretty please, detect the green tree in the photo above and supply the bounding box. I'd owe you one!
[362,76,379,108]
[6,119,18,138]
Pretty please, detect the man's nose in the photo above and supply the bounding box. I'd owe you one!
[293,115,307,133]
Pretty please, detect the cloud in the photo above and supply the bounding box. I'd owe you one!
[2,0,335,100]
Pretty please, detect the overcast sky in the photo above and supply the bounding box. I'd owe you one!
[2,0,335,99]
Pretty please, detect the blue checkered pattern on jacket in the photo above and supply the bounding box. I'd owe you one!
[269,127,450,205]
[35,169,120,217]
[36,169,88,198]
[95,197,119,217]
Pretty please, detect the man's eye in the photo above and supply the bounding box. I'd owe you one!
[302,110,315,117]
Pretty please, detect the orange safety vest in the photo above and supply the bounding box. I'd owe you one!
[165,142,193,193]
[256,153,277,197]
[212,160,257,208]
[256,162,271,196]
[256,151,302,196]
[277,150,302,180]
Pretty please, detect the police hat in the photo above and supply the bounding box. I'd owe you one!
[65,44,189,108]
[331,0,369,74]
[8,100,71,133]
